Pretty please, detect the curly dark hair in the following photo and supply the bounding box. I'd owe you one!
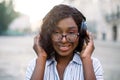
[39,4,88,59]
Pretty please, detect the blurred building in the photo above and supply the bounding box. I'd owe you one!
[9,15,31,32]
[99,0,120,42]
[63,0,120,42]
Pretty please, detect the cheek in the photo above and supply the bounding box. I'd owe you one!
[74,38,79,47]
[52,41,58,49]
[52,42,56,47]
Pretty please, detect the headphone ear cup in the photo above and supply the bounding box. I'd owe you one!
[81,21,87,31]
[80,21,87,38]
[80,21,89,43]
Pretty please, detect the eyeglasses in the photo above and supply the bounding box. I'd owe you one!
[52,32,79,42]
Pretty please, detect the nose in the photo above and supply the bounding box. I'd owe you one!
[61,35,67,43]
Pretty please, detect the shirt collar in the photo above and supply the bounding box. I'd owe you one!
[46,57,56,66]
[46,52,82,66]
[72,53,82,65]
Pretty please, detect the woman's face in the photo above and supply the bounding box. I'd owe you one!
[52,17,79,57]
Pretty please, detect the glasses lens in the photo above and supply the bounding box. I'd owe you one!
[52,33,62,42]
[67,34,78,42]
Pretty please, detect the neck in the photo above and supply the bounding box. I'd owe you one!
[55,53,74,65]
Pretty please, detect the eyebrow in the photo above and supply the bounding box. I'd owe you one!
[68,26,77,29]
[54,26,77,31]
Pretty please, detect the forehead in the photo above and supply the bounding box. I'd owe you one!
[56,17,78,30]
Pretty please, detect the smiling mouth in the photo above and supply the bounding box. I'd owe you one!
[59,45,71,52]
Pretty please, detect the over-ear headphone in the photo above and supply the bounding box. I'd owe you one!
[80,20,89,43]
[81,20,87,31]
[80,20,87,37]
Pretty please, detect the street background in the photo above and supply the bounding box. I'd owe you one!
[0,36,120,80]
[0,0,120,80]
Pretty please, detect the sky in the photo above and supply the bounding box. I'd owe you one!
[14,0,64,23]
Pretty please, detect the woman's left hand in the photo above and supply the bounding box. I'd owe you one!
[80,31,95,59]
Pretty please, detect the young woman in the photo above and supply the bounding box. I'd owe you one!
[25,4,104,80]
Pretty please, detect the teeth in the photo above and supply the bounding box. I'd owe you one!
[59,44,70,47]
[59,45,71,51]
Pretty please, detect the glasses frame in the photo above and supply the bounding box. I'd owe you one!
[52,32,79,42]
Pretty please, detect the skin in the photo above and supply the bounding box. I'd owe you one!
[52,17,79,80]
[80,31,96,80]
[30,17,96,80]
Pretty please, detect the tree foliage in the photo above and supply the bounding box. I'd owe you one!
[0,0,20,35]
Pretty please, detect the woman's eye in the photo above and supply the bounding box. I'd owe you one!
[69,32,75,34]
[54,31,60,34]
[55,31,59,33]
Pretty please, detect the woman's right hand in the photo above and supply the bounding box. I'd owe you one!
[31,34,47,80]
[33,34,47,58]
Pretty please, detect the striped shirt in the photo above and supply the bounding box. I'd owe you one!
[25,53,104,80]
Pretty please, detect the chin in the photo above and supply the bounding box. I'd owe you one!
[56,50,73,57]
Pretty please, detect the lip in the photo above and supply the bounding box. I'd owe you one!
[58,44,71,52]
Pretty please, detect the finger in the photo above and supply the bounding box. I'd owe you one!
[87,32,93,42]
[34,34,40,43]
[82,42,87,50]
[33,35,41,55]
[88,32,95,50]
[34,36,37,45]
[90,34,94,46]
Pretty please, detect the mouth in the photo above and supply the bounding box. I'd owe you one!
[58,44,71,52]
